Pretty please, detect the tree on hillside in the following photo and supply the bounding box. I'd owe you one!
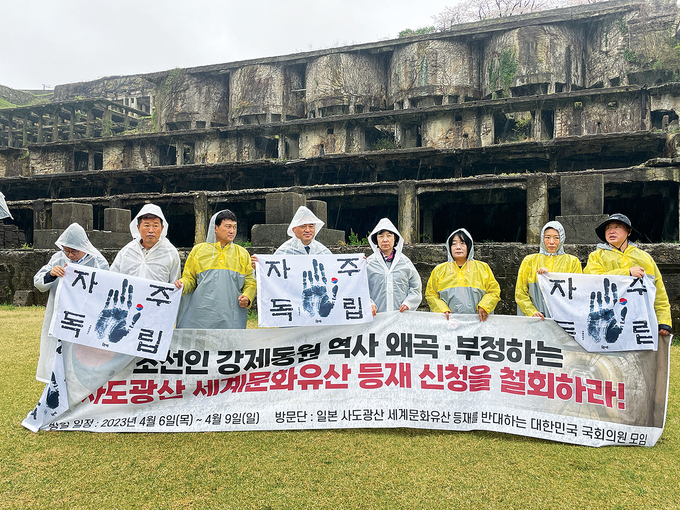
[431,0,602,30]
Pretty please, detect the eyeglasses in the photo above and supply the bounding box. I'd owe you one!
[62,248,80,255]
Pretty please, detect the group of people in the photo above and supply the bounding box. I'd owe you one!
[33,204,672,380]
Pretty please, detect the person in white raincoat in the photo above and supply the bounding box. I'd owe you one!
[275,206,331,255]
[33,223,109,382]
[0,191,12,220]
[175,209,256,329]
[110,204,180,283]
[366,218,422,315]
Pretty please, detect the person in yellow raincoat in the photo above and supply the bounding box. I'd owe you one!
[515,221,582,319]
[584,213,671,336]
[425,228,500,322]
[174,209,256,329]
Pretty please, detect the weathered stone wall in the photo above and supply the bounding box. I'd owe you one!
[306,53,386,113]
[53,76,156,103]
[6,243,680,334]
[229,65,304,124]
[29,147,72,175]
[483,25,584,98]
[389,40,480,105]
[422,111,479,149]
[103,141,158,170]
[156,71,229,130]
[299,123,349,158]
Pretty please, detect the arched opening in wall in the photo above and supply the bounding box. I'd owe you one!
[494,111,532,143]
[604,182,678,242]
[427,188,526,243]
[325,195,398,244]
[651,109,679,131]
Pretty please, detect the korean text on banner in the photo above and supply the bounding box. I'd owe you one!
[49,264,181,360]
[34,312,671,447]
[256,254,372,327]
[539,272,658,352]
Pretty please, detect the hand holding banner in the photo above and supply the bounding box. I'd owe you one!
[49,264,182,360]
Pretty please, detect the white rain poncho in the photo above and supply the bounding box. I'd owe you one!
[366,218,422,313]
[110,204,180,284]
[515,221,582,318]
[33,223,109,382]
[0,191,12,219]
[176,210,256,329]
[275,206,331,255]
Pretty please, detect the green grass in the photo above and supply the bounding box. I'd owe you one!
[1,307,680,509]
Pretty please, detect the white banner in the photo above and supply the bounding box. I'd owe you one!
[255,254,372,327]
[31,312,670,447]
[539,273,658,352]
[49,264,182,360]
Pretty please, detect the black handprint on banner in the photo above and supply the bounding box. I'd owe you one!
[302,259,338,318]
[95,279,141,343]
[587,278,628,344]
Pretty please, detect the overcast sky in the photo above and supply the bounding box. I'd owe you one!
[1,0,453,91]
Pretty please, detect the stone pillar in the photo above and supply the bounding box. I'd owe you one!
[33,200,49,231]
[526,174,548,244]
[6,113,13,147]
[266,192,306,224]
[88,150,95,171]
[278,135,285,160]
[533,110,542,141]
[52,202,93,230]
[556,174,608,244]
[398,180,418,244]
[103,208,131,232]
[176,142,183,166]
[22,114,29,147]
[69,106,76,140]
[37,113,44,143]
[52,108,60,142]
[85,107,94,138]
[194,192,209,245]
[306,200,327,224]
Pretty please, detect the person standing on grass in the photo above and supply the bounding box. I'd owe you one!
[515,221,582,320]
[425,228,501,322]
[33,223,109,382]
[175,209,256,329]
[366,218,422,316]
[110,204,180,284]
[584,213,671,336]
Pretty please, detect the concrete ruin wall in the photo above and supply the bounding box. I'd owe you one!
[306,53,387,114]
[483,24,585,97]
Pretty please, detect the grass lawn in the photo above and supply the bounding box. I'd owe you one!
[1,305,679,509]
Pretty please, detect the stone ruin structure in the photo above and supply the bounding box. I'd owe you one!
[3,0,680,327]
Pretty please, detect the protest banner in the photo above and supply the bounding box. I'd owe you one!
[49,264,182,360]
[539,272,658,352]
[255,254,372,327]
[27,312,670,447]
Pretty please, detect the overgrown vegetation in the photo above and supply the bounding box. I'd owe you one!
[398,26,436,38]
[348,229,368,246]
[488,49,518,96]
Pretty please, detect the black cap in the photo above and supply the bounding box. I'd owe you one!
[595,214,640,243]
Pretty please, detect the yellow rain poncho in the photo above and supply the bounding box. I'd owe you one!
[515,221,582,318]
[584,243,671,330]
[425,229,500,315]
[176,211,256,329]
